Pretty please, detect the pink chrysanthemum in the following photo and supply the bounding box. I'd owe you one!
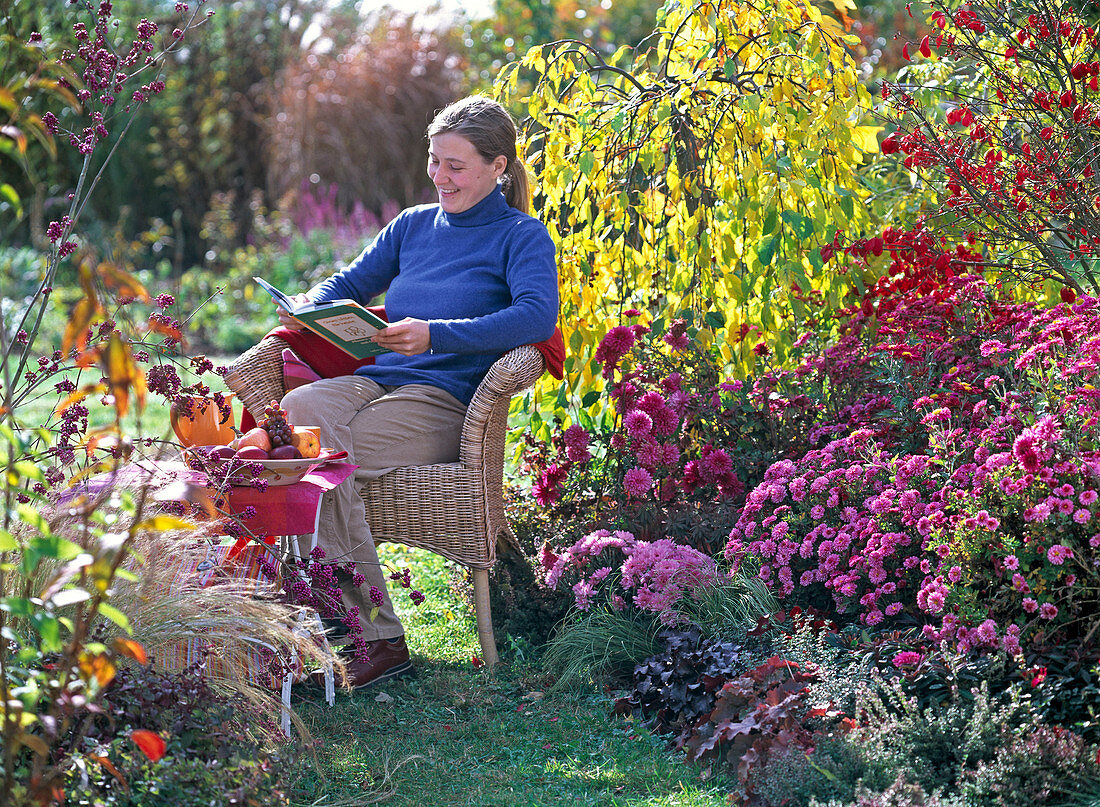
[700,445,733,478]
[624,409,653,439]
[892,651,923,668]
[663,331,691,351]
[1046,544,1073,565]
[623,467,654,498]
[563,424,590,451]
[595,325,636,368]
[1012,433,1041,473]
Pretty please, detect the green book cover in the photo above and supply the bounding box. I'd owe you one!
[254,277,391,359]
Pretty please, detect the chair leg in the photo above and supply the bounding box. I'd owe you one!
[472,568,499,668]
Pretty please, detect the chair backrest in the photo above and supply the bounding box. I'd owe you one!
[459,345,545,469]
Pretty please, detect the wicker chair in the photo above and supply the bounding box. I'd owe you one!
[223,336,546,667]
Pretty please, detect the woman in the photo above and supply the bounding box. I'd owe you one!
[278,96,558,688]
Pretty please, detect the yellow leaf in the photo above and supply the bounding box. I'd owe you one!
[78,651,117,688]
[850,125,884,153]
[16,731,49,757]
[113,637,149,665]
[134,515,196,533]
[0,124,27,155]
[62,297,98,356]
[54,383,103,418]
[97,261,150,303]
[101,333,143,418]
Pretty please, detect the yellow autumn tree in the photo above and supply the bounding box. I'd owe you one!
[498,0,882,413]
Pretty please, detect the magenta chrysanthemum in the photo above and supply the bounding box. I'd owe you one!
[623,467,654,497]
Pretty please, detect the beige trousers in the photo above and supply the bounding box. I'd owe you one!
[281,376,467,640]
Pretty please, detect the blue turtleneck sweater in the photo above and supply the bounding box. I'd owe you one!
[307,187,558,405]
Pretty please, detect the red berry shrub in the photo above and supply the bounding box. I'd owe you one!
[880,0,1100,292]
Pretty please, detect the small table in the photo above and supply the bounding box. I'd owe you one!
[60,456,359,733]
[65,457,356,532]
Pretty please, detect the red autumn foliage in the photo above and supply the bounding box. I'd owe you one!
[129,729,167,762]
[876,0,1100,294]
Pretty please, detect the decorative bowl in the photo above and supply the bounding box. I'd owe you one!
[248,448,342,486]
[185,447,343,487]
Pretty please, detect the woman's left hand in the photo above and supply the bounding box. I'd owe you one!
[373,318,431,355]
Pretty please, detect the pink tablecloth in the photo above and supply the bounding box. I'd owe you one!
[60,459,358,536]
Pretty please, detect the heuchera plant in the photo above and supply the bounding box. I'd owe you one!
[680,656,832,800]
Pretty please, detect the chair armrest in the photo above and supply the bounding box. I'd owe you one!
[226,338,545,468]
[223,335,291,416]
[459,345,546,469]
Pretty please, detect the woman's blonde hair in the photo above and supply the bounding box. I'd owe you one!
[428,95,530,214]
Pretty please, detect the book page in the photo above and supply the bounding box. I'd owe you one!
[253,276,295,311]
[312,312,381,343]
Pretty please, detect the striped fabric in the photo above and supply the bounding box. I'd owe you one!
[152,541,290,688]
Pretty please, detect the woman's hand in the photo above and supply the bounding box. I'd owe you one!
[276,294,312,330]
[373,318,431,355]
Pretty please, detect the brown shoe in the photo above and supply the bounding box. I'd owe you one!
[335,636,414,690]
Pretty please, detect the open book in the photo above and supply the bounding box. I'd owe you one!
[254,277,391,359]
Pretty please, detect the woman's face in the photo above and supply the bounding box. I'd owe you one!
[427,133,507,215]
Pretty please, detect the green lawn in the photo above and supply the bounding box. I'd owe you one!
[14,354,733,804]
[286,546,734,807]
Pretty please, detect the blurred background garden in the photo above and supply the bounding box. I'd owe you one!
[3,0,1100,805]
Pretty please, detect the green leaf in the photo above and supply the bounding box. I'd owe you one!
[579,152,595,176]
[781,210,813,239]
[0,597,36,618]
[704,311,726,329]
[0,183,22,218]
[33,614,62,653]
[761,209,778,235]
[29,534,83,562]
[96,603,130,633]
[757,235,777,267]
[581,390,601,407]
[0,529,17,552]
[11,461,43,482]
[16,504,51,536]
